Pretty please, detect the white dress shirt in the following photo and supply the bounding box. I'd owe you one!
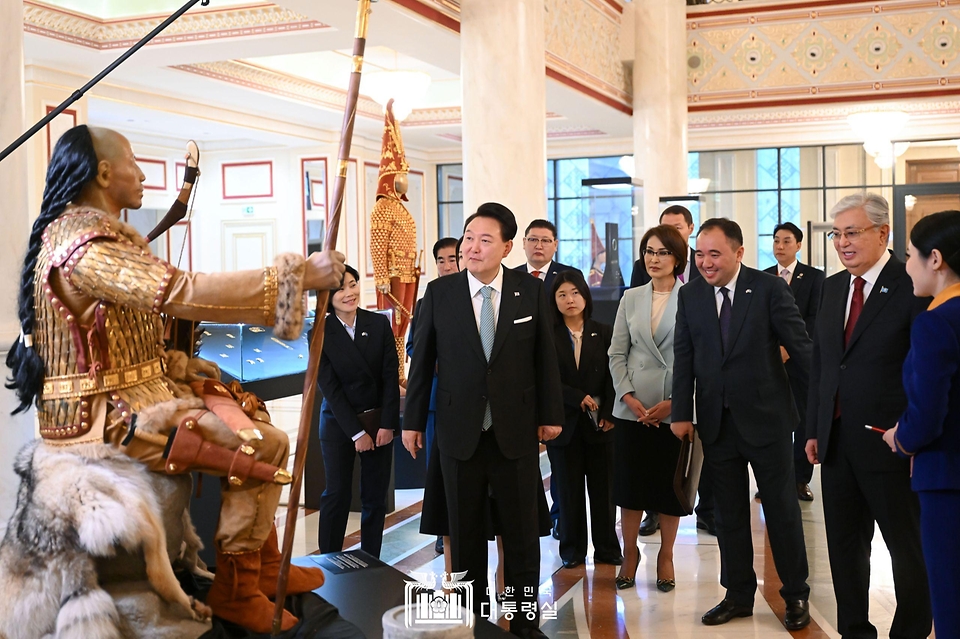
[681,248,693,283]
[714,264,742,316]
[845,250,891,325]
[777,259,798,285]
[526,261,552,280]
[467,265,504,331]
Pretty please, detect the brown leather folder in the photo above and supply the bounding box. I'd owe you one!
[673,429,704,515]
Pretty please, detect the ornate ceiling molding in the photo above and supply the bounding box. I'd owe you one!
[172,60,565,127]
[23,1,330,50]
[687,0,960,110]
[688,97,960,128]
[436,126,608,143]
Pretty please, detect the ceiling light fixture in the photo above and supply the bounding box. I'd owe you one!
[847,111,911,169]
[363,70,431,122]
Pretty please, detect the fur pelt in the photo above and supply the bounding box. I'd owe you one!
[0,441,208,639]
[273,252,306,340]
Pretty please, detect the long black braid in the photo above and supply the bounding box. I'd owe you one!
[5,125,99,414]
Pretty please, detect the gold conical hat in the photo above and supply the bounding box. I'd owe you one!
[377,99,409,202]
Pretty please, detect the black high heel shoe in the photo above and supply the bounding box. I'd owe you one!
[615,548,639,590]
[656,554,675,592]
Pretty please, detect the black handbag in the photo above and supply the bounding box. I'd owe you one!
[673,428,704,515]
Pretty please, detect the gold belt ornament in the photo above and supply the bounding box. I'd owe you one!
[41,359,164,400]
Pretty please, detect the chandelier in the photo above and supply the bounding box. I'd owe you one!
[846,111,911,169]
[363,70,431,122]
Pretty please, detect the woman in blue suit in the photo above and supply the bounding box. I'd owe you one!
[883,210,960,637]
[608,225,688,592]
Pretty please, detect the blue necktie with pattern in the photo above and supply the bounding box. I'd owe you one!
[479,286,495,430]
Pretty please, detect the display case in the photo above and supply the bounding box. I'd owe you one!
[195,317,314,401]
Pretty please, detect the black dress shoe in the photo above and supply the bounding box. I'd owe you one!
[594,553,623,565]
[696,517,717,536]
[797,483,814,502]
[784,599,810,630]
[638,512,660,536]
[434,536,444,554]
[701,599,753,626]
[562,559,583,569]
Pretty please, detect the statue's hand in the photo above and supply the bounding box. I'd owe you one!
[304,251,346,290]
[376,282,390,294]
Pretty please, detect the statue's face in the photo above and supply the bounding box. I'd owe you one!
[394,173,408,195]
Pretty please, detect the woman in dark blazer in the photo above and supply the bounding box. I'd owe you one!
[608,225,688,592]
[317,264,400,558]
[547,270,621,569]
[883,210,960,637]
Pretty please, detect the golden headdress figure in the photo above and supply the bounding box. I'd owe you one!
[370,99,420,382]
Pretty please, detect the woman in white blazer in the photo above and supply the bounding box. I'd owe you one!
[608,225,688,593]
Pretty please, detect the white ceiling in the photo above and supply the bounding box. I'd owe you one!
[23,0,633,152]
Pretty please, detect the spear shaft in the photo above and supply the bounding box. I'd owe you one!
[272,0,373,633]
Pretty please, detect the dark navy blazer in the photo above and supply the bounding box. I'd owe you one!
[895,292,960,492]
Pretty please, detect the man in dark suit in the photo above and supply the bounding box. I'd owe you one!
[805,193,931,639]
[760,222,825,502]
[403,203,564,638]
[630,205,709,537]
[514,218,577,291]
[671,218,812,631]
[513,218,574,536]
[630,205,702,288]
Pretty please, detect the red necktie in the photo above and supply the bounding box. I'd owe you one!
[531,270,542,278]
[844,276,866,348]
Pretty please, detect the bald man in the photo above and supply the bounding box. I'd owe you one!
[4,125,346,634]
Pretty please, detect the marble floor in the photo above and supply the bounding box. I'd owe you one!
[278,449,922,638]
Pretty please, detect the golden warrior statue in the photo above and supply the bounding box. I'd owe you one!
[370,99,419,382]
[2,125,345,634]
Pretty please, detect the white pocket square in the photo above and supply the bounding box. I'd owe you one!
[514,315,533,324]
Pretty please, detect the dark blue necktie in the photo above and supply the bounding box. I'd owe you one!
[719,286,732,353]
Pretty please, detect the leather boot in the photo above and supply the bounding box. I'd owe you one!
[259,525,325,598]
[206,546,298,633]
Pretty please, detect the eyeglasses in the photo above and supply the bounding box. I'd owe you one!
[643,249,674,258]
[827,225,877,242]
[524,237,555,246]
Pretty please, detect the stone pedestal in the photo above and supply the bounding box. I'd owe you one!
[460,0,547,242]
[633,0,688,232]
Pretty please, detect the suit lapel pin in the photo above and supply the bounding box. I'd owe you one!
[361,331,368,337]
[745,289,752,294]
[880,286,889,293]
[797,273,804,279]
[514,291,520,297]
[591,332,598,337]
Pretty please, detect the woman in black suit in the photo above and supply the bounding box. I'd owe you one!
[548,270,621,568]
[317,264,400,558]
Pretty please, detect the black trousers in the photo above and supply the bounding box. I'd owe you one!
[318,437,393,558]
[789,373,814,484]
[550,424,619,563]
[821,419,931,639]
[704,408,810,606]
[441,431,541,632]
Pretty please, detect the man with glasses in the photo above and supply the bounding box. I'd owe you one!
[515,219,576,539]
[756,222,825,503]
[805,193,931,639]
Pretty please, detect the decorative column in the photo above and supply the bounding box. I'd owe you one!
[460,0,547,240]
[0,2,38,530]
[633,0,688,232]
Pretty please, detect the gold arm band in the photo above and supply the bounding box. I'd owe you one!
[338,159,349,178]
[41,359,164,400]
[353,55,364,73]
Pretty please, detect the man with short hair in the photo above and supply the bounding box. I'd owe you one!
[805,193,931,639]
[514,218,575,537]
[672,218,812,631]
[406,237,460,554]
[515,219,576,293]
[404,203,563,639]
[761,222,824,502]
[630,205,702,287]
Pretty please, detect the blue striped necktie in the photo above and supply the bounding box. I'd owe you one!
[480,286,495,430]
